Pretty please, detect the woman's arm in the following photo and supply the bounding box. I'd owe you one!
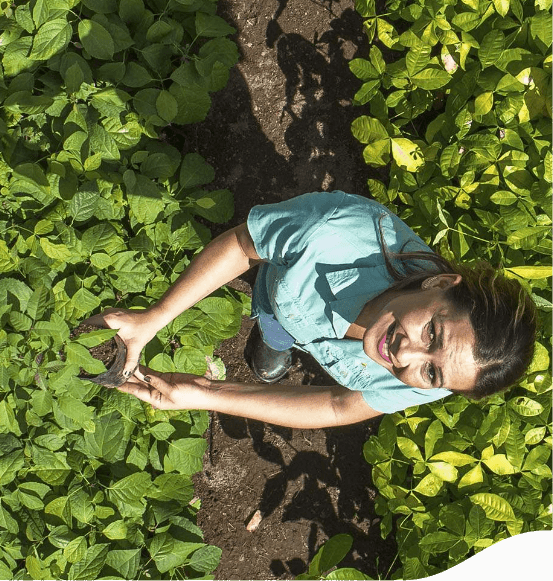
[118,370,383,429]
[86,223,263,375]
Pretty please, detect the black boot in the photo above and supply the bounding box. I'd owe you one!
[250,330,293,383]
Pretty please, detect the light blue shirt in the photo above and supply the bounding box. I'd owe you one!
[247,191,452,413]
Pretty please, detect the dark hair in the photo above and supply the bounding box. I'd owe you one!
[381,242,537,400]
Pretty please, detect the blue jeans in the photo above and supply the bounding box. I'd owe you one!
[251,266,295,352]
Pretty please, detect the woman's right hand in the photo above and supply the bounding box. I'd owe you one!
[83,308,160,377]
[117,367,211,410]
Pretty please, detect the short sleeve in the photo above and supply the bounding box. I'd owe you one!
[359,381,452,414]
[247,191,346,266]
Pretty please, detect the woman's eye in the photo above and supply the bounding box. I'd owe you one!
[428,321,436,344]
[427,363,436,383]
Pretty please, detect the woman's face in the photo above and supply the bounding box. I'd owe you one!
[362,275,478,392]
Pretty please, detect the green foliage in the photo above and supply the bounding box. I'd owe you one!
[296,534,373,580]
[352,0,552,578]
[0,0,243,578]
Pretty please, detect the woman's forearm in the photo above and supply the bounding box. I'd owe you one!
[145,223,262,331]
[197,380,381,428]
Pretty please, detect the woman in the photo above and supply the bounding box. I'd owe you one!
[89,191,536,428]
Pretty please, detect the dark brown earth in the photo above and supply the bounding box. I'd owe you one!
[174,1,397,578]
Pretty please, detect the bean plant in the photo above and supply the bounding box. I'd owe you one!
[0,0,245,578]
[351,0,551,578]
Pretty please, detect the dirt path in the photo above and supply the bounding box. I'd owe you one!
[185,1,397,578]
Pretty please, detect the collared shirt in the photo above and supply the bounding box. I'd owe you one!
[247,191,452,413]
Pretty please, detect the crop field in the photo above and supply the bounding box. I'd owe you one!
[0,0,550,579]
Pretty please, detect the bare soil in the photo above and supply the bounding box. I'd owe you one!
[173,1,397,578]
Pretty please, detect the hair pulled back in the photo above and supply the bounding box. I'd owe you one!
[381,241,537,400]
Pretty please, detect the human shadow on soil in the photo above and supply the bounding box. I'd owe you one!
[175,0,368,231]
[214,412,394,577]
[182,1,398,577]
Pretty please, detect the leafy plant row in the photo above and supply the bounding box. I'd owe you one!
[349,0,551,578]
[0,0,244,578]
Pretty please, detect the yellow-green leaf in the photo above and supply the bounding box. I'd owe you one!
[391,138,424,171]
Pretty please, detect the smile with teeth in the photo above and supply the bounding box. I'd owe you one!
[378,322,395,363]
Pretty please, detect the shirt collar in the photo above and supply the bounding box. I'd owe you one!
[324,265,392,338]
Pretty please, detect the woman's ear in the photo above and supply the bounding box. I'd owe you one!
[422,274,462,290]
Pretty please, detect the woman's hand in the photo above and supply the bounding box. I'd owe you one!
[83,308,160,377]
[117,366,211,410]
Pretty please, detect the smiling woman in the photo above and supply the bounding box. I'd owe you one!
[88,191,537,428]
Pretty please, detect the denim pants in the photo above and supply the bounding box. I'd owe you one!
[251,266,295,352]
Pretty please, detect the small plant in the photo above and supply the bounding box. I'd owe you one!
[296,534,373,580]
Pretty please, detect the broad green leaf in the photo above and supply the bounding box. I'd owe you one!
[102,520,128,540]
[189,189,234,223]
[528,341,551,373]
[349,58,379,80]
[164,437,207,475]
[180,153,215,188]
[195,13,235,37]
[478,30,505,68]
[309,534,353,576]
[413,473,443,496]
[107,472,151,518]
[148,533,204,574]
[110,251,151,293]
[156,90,178,122]
[506,266,552,280]
[411,68,451,90]
[363,139,390,166]
[83,412,125,462]
[522,446,551,472]
[78,20,115,60]
[391,138,424,171]
[470,493,515,521]
[29,19,72,61]
[419,531,460,554]
[141,153,176,179]
[170,85,212,124]
[325,568,373,580]
[530,9,552,51]
[351,116,388,144]
[492,0,510,17]
[124,170,165,224]
[506,227,550,250]
[65,342,106,374]
[103,118,142,149]
[406,45,432,76]
[64,536,87,564]
[397,437,424,462]
[56,394,95,432]
[74,328,118,348]
[429,451,477,466]
[150,473,194,503]
[509,396,544,417]
[353,80,381,105]
[490,191,517,206]
[0,450,25,486]
[68,189,100,222]
[428,461,458,482]
[10,163,54,205]
[525,427,546,445]
[123,62,152,87]
[474,91,493,116]
[106,549,141,578]
[188,545,223,574]
[69,544,109,580]
[483,454,516,475]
